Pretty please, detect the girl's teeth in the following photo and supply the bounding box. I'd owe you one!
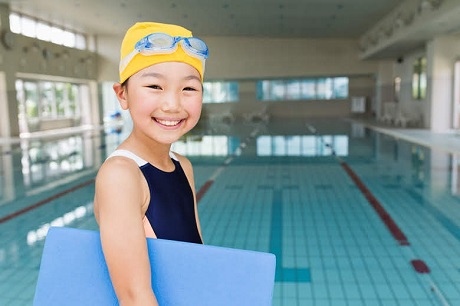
[156,119,180,126]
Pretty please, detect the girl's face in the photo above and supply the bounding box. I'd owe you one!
[117,62,203,145]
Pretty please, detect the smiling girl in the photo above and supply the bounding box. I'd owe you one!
[93,22,209,305]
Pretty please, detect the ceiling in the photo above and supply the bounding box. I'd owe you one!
[4,0,403,39]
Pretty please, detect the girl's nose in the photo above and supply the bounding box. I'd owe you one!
[161,92,181,112]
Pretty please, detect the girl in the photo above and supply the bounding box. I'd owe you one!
[93,22,209,305]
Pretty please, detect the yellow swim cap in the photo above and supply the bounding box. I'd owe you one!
[119,22,206,83]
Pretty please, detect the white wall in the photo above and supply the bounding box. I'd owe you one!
[375,60,395,118]
[427,35,460,132]
[96,35,122,82]
[204,37,378,79]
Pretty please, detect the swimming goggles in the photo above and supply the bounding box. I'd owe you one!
[119,32,209,74]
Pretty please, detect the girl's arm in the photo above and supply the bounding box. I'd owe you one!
[94,157,158,306]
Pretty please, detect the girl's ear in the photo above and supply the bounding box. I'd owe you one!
[113,82,129,110]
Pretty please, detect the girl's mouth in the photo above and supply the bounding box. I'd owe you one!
[154,118,183,127]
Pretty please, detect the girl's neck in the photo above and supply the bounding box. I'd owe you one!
[119,134,175,171]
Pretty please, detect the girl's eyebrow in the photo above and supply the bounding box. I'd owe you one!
[184,75,201,82]
[140,72,200,82]
[140,72,164,79]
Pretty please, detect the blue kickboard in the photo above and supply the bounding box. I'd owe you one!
[33,227,276,306]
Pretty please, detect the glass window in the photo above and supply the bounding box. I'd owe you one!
[10,12,87,50]
[257,77,349,101]
[270,80,286,101]
[9,13,21,34]
[63,31,76,48]
[394,77,401,102]
[203,81,239,103]
[24,81,39,118]
[316,78,333,99]
[17,79,84,123]
[55,83,65,116]
[36,22,51,41]
[419,57,427,99]
[75,33,87,50]
[21,16,36,37]
[300,79,316,99]
[50,26,64,45]
[333,77,349,99]
[412,70,419,98]
[40,82,54,118]
[286,80,301,100]
[256,81,270,101]
[69,84,80,117]
[412,57,427,100]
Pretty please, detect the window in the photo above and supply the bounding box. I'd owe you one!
[50,26,64,45]
[257,77,349,101]
[9,12,87,50]
[22,81,39,118]
[203,81,239,103]
[316,78,333,99]
[9,13,20,34]
[40,82,54,118]
[36,23,51,41]
[394,77,401,102]
[300,79,316,99]
[412,57,427,100]
[333,77,349,99]
[21,16,36,38]
[16,79,83,132]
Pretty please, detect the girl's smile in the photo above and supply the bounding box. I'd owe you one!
[153,117,184,128]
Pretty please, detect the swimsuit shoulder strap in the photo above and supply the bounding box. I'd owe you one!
[106,149,148,167]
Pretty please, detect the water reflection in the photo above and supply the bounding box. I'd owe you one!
[26,202,93,245]
[172,135,241,156]
[257,135,349,156]
[21,136,84,187]
[0,131,106,208]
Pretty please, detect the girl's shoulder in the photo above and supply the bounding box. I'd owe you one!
[96,150,145,186]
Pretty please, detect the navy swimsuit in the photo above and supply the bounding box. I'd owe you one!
[108,150,202,244]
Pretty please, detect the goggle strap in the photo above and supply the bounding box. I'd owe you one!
[119,49,139,74]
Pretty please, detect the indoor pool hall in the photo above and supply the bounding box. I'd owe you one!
[1,0,460,305]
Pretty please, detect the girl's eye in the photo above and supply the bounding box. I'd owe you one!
[147,85,162,90]
[183,87,197,91]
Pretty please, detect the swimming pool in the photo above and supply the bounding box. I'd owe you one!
[1,118,459,305]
